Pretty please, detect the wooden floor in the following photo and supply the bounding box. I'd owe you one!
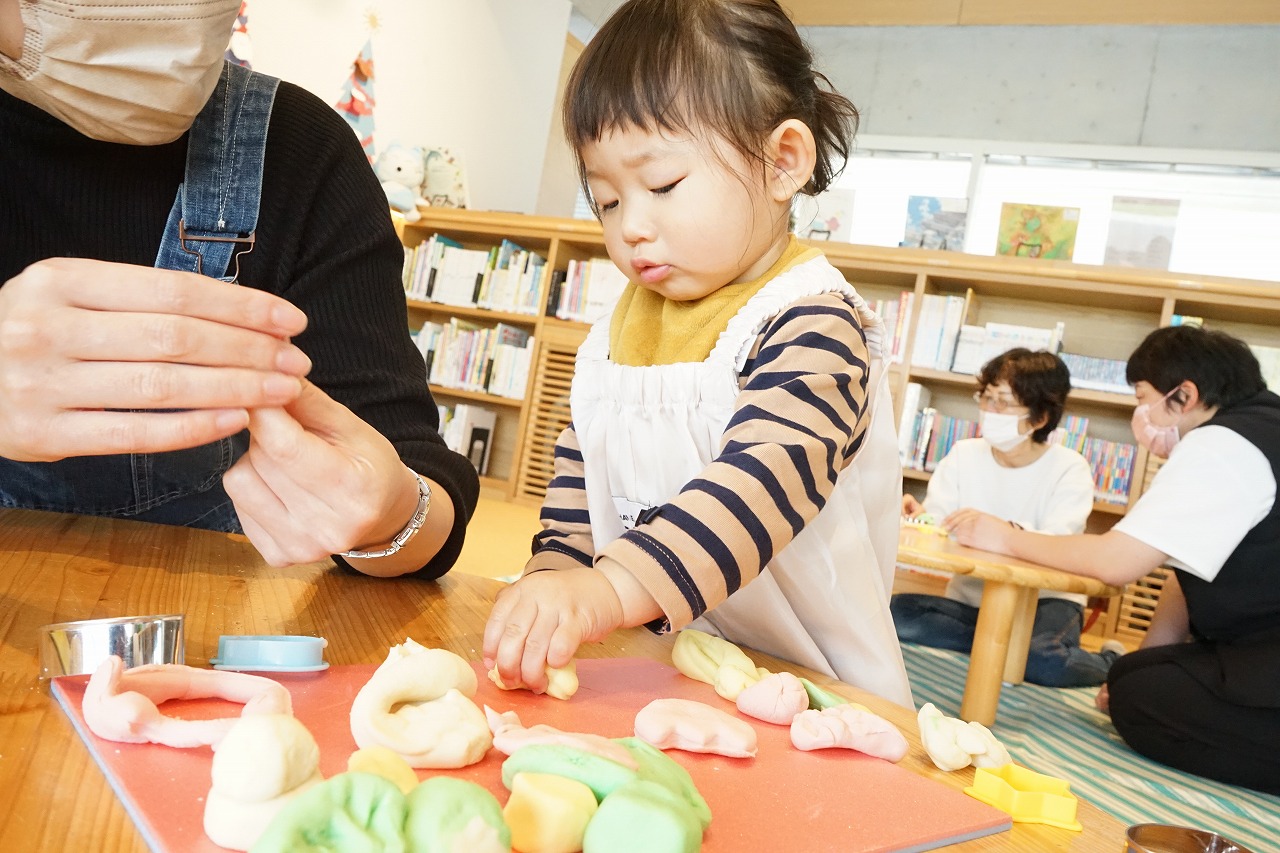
[454,495,543,580]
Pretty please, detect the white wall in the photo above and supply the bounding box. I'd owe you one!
[247,0,571,214]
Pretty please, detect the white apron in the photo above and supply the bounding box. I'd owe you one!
[571,256,912,707]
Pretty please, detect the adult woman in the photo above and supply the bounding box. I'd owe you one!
[893,348,1122,687]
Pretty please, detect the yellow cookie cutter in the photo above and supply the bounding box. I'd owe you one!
[964,764,1083,831]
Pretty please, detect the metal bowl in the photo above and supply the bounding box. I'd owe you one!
[1126,823,1256,853]
[39,614,184,679]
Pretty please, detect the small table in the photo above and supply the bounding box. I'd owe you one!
[897,525,1123,727]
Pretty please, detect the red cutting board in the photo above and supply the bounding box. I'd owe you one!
[52,658,1010,853]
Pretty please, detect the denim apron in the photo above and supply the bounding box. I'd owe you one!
[571,256,913,706]
[0,62,279,532]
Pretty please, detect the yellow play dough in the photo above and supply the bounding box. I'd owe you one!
[488,659,579,700]
[503,771,597,853]
[671,629,767,700]
[347,745,420,795]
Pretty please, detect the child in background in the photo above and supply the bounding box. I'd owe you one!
[483,0,911,706]
[894,349,1125,686]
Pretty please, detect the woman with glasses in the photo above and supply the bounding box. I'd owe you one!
[892,348,1124,687]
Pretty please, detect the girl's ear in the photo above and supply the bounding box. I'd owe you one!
[766,119,817,203]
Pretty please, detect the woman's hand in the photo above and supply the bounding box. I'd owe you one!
[944,508,1016,554]
[222,380,423,569]
[0,258,310,461]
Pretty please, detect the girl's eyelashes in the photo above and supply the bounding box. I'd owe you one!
[597,199,619,213]
[653,179,682,195]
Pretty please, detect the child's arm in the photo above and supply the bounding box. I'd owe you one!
[525,424,597,573]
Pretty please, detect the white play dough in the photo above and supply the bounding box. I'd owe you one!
[917,702,1011,771]
[487,660,579,700]
[349,639,491,769]
[202,713,323,851]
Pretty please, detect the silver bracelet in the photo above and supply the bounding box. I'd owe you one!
[339,471,432,559]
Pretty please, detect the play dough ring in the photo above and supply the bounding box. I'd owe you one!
[250,772,408,853]
[82,655,292,748]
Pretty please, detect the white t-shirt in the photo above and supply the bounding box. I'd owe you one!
[923,438,1096,608]
[1114,425,1276,581]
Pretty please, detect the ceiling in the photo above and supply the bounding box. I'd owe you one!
[570,0,1280,28]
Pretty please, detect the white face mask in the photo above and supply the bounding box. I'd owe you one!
[980,410,1030,452]
[0,1,240,145]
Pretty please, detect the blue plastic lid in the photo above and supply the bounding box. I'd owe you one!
[210,635,329,672]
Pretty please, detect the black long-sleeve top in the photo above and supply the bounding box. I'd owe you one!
[0,81,479,579]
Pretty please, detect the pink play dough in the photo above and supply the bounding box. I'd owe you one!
[735,671,809,725]
[82,656,292,748]
[484,706,638,768]
[789,706,909,762]
[634,697,758,758]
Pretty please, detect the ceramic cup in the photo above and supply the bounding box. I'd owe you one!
[1125,823,1255,853]
[39,614,184,679]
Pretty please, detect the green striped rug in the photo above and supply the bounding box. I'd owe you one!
[900,642,1280,850]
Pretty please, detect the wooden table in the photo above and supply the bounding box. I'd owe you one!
[0,508,1126,851]
[897,525,1123,727]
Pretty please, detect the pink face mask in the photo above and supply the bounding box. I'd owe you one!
[1131,387,1183,458]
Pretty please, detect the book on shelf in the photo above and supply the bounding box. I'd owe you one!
[557,258,629,324]
[1251,344,1280,394]
[1051,414,1136,506]
[1103,196,1179,271]
[901,195,968,251]
[1169,314,1203,328]
[414,318,533,399]
[440,403,497,476]
[975,320,1064,369]
[949,325,987,375]
[901,406,978,473]
[995,203,1080,261]
[869,291,912,363]
[897,382,932,467]
[1059,352,1133,395]
[907,289,974,371]
[404,233,546,315]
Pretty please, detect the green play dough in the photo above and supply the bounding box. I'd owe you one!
[583,779,702,853]
[250,772,408,853]
[615,737,712,830]
[799,677,847,710]
[500,743,638,802]
[404,776,510,852]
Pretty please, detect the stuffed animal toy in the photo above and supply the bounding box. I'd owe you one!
[374,144,426,222]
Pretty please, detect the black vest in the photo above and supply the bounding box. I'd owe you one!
[1177,389,1280,644]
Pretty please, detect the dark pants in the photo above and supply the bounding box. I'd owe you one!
[1108,644,1280,795]
[890,594,1118,688]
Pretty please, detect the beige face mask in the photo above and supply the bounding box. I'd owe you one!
[0,0,241,145]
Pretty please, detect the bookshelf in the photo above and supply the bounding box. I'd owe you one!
[399,208,1280,515]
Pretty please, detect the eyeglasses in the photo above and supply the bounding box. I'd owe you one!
[972,392,1027,413]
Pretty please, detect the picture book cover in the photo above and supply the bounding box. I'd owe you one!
[902,195,968,251]
[795,187,854,242]
[422,146,469,208]
[995,203,1079,261]
[1103,196,1180,270]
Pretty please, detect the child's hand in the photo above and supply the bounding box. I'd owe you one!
[483,566,625,694]
[901,494,924,518]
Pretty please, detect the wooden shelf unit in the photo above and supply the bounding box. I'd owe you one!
[400,209,1280,512]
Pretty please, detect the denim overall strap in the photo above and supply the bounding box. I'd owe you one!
[0,63,280,532]
[155,61,280,281]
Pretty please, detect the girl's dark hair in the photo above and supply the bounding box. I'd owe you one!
[977,348,1071,444]
[1126,325,1266,410]
[563,0,858,211]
